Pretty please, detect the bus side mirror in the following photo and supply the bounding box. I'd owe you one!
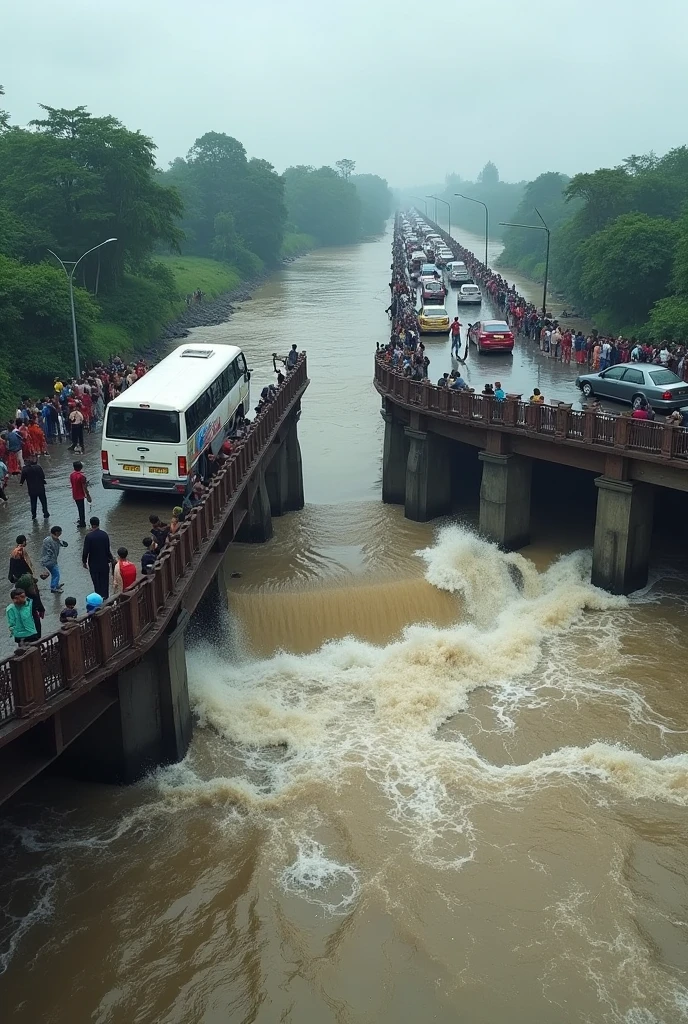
[245,371,251,382]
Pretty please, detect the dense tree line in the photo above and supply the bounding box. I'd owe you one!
[498,151,688,336]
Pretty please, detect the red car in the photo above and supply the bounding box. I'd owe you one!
[468,319,514,353]
[422,279,447,303]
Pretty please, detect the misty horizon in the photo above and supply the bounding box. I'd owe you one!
[3,0,686,187]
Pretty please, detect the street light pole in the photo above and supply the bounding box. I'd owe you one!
[410,196,428,215]
[499,209,550,321]
[455,194,489,267]
[48,238,117,377]
[430,196,451,240]
[425,195,438,222]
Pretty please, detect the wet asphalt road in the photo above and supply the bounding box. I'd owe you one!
[0,432,177,658]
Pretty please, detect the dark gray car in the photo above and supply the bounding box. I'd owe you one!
[575,365,688,411]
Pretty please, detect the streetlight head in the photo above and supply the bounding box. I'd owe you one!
[106,238,117,243]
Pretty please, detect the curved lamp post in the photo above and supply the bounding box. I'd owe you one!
[455,194,489,267]
[429,195,451,239]
[499,207,550,321]
[48,238,117,377]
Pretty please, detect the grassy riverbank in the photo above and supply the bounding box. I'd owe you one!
[280,232,317,258]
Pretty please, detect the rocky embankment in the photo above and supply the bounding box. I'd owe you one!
[157,254,305,345]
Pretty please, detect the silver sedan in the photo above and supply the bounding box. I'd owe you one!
[575,365,688,411]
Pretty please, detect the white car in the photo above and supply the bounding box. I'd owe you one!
[457,283,482,304]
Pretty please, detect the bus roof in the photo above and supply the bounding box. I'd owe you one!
[106,344,243,413]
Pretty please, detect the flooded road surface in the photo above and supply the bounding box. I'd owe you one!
[1,226,687,1024]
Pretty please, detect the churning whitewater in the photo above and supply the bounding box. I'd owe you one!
[157,526,688,834]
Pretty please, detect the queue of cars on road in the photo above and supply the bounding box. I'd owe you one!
[402,216,489,338]
[401,214,688,419]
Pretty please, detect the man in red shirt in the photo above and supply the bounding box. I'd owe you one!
[450,317,462,356]
[70,460,91,527]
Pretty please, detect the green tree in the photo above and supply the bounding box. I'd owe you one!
[351,173,392,235]
[0,105,182,287]
[0,255,99,390]
[283,166,361,244]
[578,213,676,324]
[336,158,356,179]
[161,132,285,265]
[478,161,499,186]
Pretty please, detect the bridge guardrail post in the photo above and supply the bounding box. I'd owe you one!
[614,415,631,448]
[10,646,45,717]
[457,391,472,418]
[525,404,542,432]
[503,396,521,427]
[583,408,596,443]
[483,395,495,423]
[160,552,174,597]
[180,524,192,569]
[58,622,85,688]
[120,590,140,644]
[153,563,165,611]
[93,606,114,665]
[190,510,201,552]
[661,423,675,459]
[555,403,572,439]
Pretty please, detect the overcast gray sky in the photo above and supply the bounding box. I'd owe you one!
[2,0,687,186]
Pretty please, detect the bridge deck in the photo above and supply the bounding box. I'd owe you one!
[375,357,688,468]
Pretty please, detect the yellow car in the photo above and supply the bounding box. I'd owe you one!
[418,305,450,334]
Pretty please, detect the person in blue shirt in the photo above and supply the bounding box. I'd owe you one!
[450,373,468,390]
[494,382,506,401]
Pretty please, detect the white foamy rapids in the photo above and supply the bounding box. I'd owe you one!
[153,525,688,832]
[279,838,361,915]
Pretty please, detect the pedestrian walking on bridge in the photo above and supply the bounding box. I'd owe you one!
[81,516,115,600]
[20,456,49,521]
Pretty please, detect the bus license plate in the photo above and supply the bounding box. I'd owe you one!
[122,464,141,472]
[148,467,168,475]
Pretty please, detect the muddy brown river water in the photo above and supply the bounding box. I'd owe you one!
[0,225,687,1023]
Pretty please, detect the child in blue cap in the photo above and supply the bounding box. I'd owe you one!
[85,592,103,614]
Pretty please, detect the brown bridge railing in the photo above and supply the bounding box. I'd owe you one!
[0,356,309,730]
[375,355,688,464]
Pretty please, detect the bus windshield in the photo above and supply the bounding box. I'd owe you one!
[106,408,181,443]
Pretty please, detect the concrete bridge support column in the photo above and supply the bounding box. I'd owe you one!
[478,452,532,550]
[62,611,192,784]
[404,427,452,522]
[285,420,305,512]
[265,439,289,517]
[237,471,273,543]
[592,477,654,594]
[382,409,406,505]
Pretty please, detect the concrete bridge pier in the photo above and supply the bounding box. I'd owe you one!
[404,427,452,522]
[591,477,654,594]
[266,439,289,516]
[63,610,192,784]
[237,471,273,543]
[285,418,305,512]
[382,408,407,504]
[478,452,532,550]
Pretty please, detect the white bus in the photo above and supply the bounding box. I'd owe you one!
[101,343,250,493]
